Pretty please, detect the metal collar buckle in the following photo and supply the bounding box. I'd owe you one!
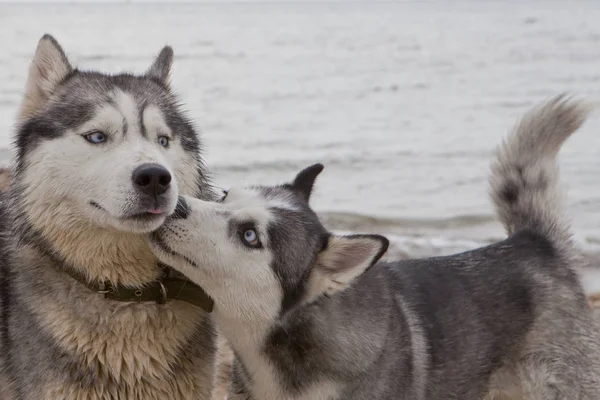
[157,281,168,304]
[97,282,114,295]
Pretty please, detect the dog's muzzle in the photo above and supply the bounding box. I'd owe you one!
[171,197,190,220]
[132,163,172,197]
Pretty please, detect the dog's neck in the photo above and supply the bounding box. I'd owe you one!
[211,273,394,400]
[212,297,275,351]
[41,220,160,285]
[214,300,349,400]
[15,193,162,286]
[212,308,287,399]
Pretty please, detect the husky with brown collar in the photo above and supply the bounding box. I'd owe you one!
[150,97,600,399]
[0,35,219,399]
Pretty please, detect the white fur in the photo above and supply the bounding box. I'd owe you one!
[143,104,172,136]
[246,187,300,212]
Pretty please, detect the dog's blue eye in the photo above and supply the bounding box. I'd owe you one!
[84,131,106,144]
[242,229,260,247]
[239,223,262,249]
[244,230,257,243]
[158,136,169,148]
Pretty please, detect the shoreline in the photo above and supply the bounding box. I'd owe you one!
[1,166,598,299]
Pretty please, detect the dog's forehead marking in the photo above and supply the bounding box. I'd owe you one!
[78,90,138,137]
[79,103,124,136]
[143,105,171,137]
[226,188,276,228]
[111,90,139,134]
[81,90,172,142]
[224,187,258,203]
[266,196,299,212]
[221,187,299,237]
[233,208,274,234]
[222,187,298,234]
[238,187,299,212]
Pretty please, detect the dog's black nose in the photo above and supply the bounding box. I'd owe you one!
[172,197,190,219]
[132,163,172,196]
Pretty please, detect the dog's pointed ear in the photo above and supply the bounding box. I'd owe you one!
[146,46,174,87]
[292,163,324,202]
[307,234,389,301]
[18,34,72,122]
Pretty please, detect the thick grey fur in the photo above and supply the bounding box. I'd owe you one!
[227,97,600,399]
[0,35,217,399]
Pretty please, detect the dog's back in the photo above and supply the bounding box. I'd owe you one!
[485,96,600,397]
[390,97,600,399]
[331,97,600,399]
[370,230,580,398]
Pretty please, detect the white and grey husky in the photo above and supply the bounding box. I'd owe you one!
[150,97,600,400]
[0,35,219,399]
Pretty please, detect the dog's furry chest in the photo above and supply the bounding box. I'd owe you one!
[46,302,213,399]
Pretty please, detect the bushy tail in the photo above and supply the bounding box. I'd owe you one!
[490,95,591,252]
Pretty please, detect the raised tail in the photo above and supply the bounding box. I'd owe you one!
[490,95,591,252]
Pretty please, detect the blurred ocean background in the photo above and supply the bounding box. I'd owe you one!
[2,0,600,290]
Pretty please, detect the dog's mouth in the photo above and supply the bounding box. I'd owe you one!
[149,230,199,270]
[90,201,167,221]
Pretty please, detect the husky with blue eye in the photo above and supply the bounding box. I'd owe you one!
[150,97,600,400]
[0,35,219,399]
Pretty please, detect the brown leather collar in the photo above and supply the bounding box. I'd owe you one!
[64,265,214,312]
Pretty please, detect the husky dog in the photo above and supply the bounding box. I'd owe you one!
[0,35,219,399]
[150,97,600,400]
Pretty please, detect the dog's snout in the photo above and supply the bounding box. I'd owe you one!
[172,197,190,219]
[132,163,172,196]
